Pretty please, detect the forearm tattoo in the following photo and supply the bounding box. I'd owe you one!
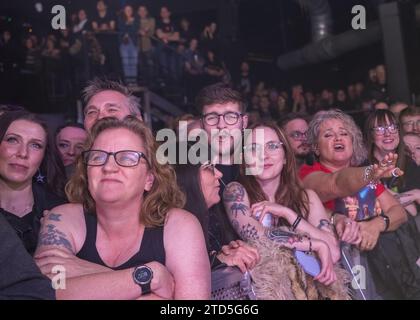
[239,223,260,241]
[265,228,304,245]
[47,213,62,222]
[38,224,73,252]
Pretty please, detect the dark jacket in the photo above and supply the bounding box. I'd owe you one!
[0,214,55,300]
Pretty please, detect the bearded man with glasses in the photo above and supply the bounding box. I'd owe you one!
[279,113,312,168]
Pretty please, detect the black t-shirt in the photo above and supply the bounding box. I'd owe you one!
[156,20,179,47]
[0,183,66,256]
[92,11,115,31]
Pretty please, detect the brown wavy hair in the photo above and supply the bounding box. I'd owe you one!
[65,116,185,227]
[238,121,309,220]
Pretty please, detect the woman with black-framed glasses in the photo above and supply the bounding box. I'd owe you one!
[34,116,210,300]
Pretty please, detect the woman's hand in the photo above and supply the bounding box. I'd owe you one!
[312,239,337,286]
[250,201,294,224]
[334,215,361,245]
[217,240,260,273]
[358,218,383,251]
[372,152,404,180]
[35,248,111,279]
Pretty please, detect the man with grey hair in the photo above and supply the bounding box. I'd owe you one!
[83,78,142,131]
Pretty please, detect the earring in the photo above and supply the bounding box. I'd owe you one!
[35,169,46,183]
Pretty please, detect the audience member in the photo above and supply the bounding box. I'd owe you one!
[82,78,142,131]
[0,111,66,255]
[35,116,210,299]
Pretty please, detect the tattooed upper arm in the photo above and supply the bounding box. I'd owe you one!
[223,182,265,241]
[36,211,76,254]
[223,182,251,218]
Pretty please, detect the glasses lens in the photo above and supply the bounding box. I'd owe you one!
[224,112,239,125]
[266,141,282,152]
[388,124,398,133]
[244,143,261,155]
[204,113,219,125]
[202,163,216,174]
[85,150,107,165]
[291,131,306,140]
[374,127,385,135]
[115,151,140,167]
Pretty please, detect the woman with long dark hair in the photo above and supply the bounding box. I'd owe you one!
[0,110,66,255]
[175,150,260,273]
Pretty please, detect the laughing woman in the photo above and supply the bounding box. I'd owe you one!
[365,109,420,216]
[299,110,419,300]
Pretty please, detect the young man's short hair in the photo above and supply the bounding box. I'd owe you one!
[195,83,246,115]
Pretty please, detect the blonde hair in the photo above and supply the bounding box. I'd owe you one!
[65,116,185,227]
[308,109,367,166]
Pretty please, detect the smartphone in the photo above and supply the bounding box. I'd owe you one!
[294,250,321,277]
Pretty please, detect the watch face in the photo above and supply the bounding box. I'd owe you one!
[135,267,152,284]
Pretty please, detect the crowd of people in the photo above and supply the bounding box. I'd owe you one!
[1,76,420,300]
[0,1,229,114]
[1,1,408,123]
[1,0,420,302]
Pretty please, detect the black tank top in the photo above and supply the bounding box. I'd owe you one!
[76,212,165,270]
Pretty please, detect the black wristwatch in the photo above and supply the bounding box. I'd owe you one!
[379,214,390,232]
[133,265,153,295]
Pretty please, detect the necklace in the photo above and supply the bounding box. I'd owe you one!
[0,201,34,217]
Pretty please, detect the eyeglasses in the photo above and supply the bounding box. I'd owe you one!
[202,112,242,126]
[289,131,307,140]
[201,162,217,174]
[83,150,148,167]
[243,141,283,155]
[402,120,420,129]
[372,124,399,136]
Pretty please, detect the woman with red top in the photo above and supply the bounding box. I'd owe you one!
[299,109,413,299]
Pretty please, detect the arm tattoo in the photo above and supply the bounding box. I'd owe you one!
[47,213,62,222]
[223,182,245,202]
[266,228,303,245]
[38,224,73,252]
[230,203,248,218]
[239,223,259,241]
